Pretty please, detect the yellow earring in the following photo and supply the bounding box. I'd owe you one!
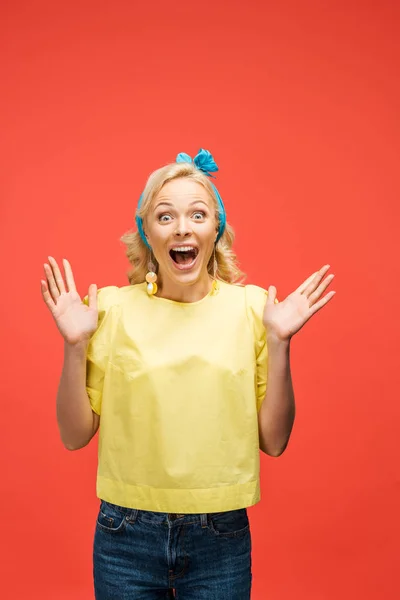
[145,260,158,295]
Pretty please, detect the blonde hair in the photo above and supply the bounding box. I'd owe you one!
[120,161,245,285]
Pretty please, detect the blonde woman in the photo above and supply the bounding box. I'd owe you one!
[41,149,335,599]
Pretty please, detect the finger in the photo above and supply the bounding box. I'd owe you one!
[40,279,56,313]
[302,264,331,297]
[309,290,336,316]
[44,262,61,301]
[295,271,319,294]
[62,258,77,294]
[308,273,335,306]
[48,256,66,294]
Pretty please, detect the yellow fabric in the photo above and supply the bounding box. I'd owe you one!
[83,280,268,513]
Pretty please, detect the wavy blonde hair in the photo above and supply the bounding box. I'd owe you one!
[120,161,245,285]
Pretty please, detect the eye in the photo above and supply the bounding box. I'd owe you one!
[158,214,172,223]
[192,211,206,220]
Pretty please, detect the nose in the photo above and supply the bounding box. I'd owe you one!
[174,216,192,238]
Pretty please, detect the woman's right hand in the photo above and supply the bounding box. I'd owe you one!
[41,256,98,346]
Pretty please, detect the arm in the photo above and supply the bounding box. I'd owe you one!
[56,340,100,451]
[259,264,335,456]
[258,336,295,457]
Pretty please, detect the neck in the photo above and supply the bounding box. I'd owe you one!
[156,272,213,303]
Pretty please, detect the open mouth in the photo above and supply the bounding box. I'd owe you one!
[169,246,199,270]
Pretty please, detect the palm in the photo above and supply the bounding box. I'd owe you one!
[41,257,98,345]
[263,265,335,341]
[52,290,98,344]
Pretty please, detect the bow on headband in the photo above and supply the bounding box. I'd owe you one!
[176,149,219,178]
[136,149,227,250]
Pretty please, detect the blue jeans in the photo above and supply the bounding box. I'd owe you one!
[93,500,252,599]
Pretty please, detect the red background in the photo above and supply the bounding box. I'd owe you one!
[1,1,399,598]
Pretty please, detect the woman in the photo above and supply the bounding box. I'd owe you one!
[41,149,335,599]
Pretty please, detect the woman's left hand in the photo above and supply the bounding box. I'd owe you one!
[263,264,335,342]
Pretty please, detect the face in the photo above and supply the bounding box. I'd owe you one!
[144,178,218,291]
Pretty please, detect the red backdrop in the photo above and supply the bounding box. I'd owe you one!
[1,1,399,598]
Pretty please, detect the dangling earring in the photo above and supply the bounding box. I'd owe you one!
[211,244,220,295]
[145,256,158,296]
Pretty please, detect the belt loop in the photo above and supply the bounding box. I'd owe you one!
[200,513,208,528]
[128,508,138,523]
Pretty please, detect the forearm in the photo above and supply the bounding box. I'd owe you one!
[258,336,296,456]
[56,340,95,450]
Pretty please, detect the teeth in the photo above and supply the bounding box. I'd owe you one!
[172,246,196,252]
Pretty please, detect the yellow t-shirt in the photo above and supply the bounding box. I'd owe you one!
[83,280,268,514]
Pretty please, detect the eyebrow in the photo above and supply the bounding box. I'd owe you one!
[154,200,209,209]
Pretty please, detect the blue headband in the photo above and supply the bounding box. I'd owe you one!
[135,148,227,250]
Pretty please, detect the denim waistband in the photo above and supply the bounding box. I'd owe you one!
[100,499,247,526]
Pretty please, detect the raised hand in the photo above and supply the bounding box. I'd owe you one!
[262,264,335,342]
[41,256,98,345]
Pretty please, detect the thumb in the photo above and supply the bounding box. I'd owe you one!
[267,285,279,304]
[87,283,98,310]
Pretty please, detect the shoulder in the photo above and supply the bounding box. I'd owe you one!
[219,281,267,312]
[118,282,146,298]
[243,285,267,343]
[217,282,267,336]
[83,285,120,314]
[219,283,268,341]
[243,285,268,328]
[118,282,148,306]
[243,284,268,307]
[92,283,150,312]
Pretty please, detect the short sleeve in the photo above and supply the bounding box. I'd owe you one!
[245,285,268,413]
[82,286,119,415]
